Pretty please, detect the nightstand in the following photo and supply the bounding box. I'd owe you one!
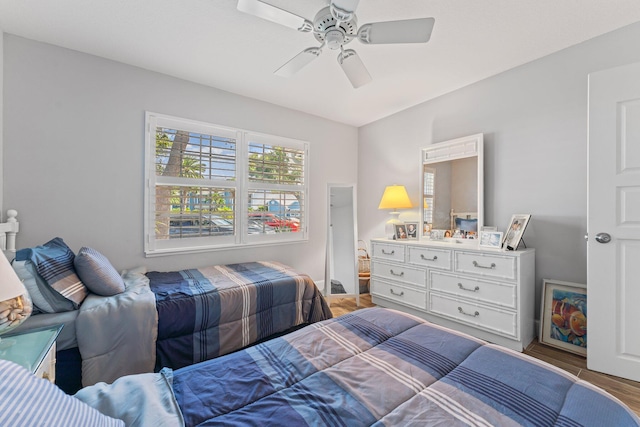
[0,324,63,382]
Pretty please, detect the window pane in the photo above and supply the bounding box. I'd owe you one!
[155,186,235,239]
[248,190,302,233]
[156,128,236,181]
[248,143,304,185]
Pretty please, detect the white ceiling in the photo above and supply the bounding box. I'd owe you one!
[2,0,640,127]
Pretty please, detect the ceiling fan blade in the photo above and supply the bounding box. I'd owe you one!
[331,0,360,13]
[358,17,435,44]
[274,48,321,78]
[237,0,312,32]
[337,49,372,88]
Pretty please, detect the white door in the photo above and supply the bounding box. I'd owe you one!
[588,61,640,381]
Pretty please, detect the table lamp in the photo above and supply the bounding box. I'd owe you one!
[0,251,32,338]
[378,185,413,239]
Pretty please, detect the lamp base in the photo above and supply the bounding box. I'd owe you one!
[0,292,33,337]
[385,211,402,239]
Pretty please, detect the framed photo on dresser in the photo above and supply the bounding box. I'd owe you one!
[502,214,531,250]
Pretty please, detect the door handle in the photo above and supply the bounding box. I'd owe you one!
[595,232,612,244]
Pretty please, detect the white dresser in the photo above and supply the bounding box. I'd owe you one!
[370,238,535,351]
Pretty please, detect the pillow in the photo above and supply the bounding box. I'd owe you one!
[15,237,88,312]
[11,260,47,313]
[455,218,478,232]
[0,359,124,426]
[74,247,125,296]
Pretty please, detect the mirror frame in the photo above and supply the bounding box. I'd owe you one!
[421,133,484,239]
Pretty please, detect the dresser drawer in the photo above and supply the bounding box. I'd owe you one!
[372,242,405,262]
[371,279,427,310]
[407,246,452,271]
[430,272,517,309]
[429,293,517,339]
[372,260,426,288]
[454,251,517,281]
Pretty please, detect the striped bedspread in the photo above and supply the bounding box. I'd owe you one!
[148,261,332,370]
[171,307,640,427]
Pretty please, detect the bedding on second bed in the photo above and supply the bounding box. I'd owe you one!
[168,307,639,427]
[148,261,332,370]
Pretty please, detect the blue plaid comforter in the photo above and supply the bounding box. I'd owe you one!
[148,261,332,370]
[171,307,640,426]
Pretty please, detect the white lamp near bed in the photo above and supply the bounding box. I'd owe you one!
[0,251,32,338]
[378,185,413,239]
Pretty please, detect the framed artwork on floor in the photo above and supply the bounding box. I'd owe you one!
[539,279,587,356]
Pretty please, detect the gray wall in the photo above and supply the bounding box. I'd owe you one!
[358,22,640,316]
[2,35,358,282]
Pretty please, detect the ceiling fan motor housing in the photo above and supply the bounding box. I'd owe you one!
[313,6,357,49]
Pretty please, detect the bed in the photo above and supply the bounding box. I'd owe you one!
[11,233,331,389]
[148,261,332,370]
[3,307,638,426]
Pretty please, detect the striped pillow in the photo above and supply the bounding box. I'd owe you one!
[15,237,88,312]
[0,359,124,426]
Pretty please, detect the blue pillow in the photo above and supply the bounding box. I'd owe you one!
[0,359,124,426]
[15,237,88,312]
[74,247,125,296]
[456,218,478,232]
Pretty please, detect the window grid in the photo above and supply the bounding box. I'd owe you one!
[155,186,235,240]
[248,143,304,185]
[155,128,236,181]
[423,168,435,226]
[146,113,308,254]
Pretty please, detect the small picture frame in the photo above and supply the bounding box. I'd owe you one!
[479,231,503,248]
[430,229,444,240]
[394,224,408,240]
[405,222,418,239]
[502,214,531,250]
[539,279,587,356]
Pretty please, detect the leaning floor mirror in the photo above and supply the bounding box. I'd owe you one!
[324,183,359,306]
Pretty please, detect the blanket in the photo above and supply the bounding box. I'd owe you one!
[76,267,158,387]
[148,261,332,370]
[168,307,639,426]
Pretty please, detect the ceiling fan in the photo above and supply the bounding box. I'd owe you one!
[237,0,435,88]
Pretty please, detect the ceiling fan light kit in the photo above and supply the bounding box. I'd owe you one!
[237,0,435,88]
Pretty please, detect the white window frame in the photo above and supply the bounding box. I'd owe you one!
[144,112,309,256]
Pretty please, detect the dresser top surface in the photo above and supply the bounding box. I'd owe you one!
[371,238,535,255]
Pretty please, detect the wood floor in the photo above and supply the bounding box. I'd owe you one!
[328,294,640,417]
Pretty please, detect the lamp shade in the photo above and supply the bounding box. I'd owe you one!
[378,185,413,210]
[0,252,32,336]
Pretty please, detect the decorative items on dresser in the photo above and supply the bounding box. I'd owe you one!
[370,238,535,351]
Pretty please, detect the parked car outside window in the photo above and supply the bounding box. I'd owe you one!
[248,212,300,232]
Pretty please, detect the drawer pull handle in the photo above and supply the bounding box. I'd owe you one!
[420,254,438,261]
[390,269,404,277]
[458,307,480,317]
[382,249,395,255]
[458,283,480,292]
[390,289,405,297]
[472,261,496,269]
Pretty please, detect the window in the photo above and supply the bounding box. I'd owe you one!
[145,113,308,255]
[423,167,435,229]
